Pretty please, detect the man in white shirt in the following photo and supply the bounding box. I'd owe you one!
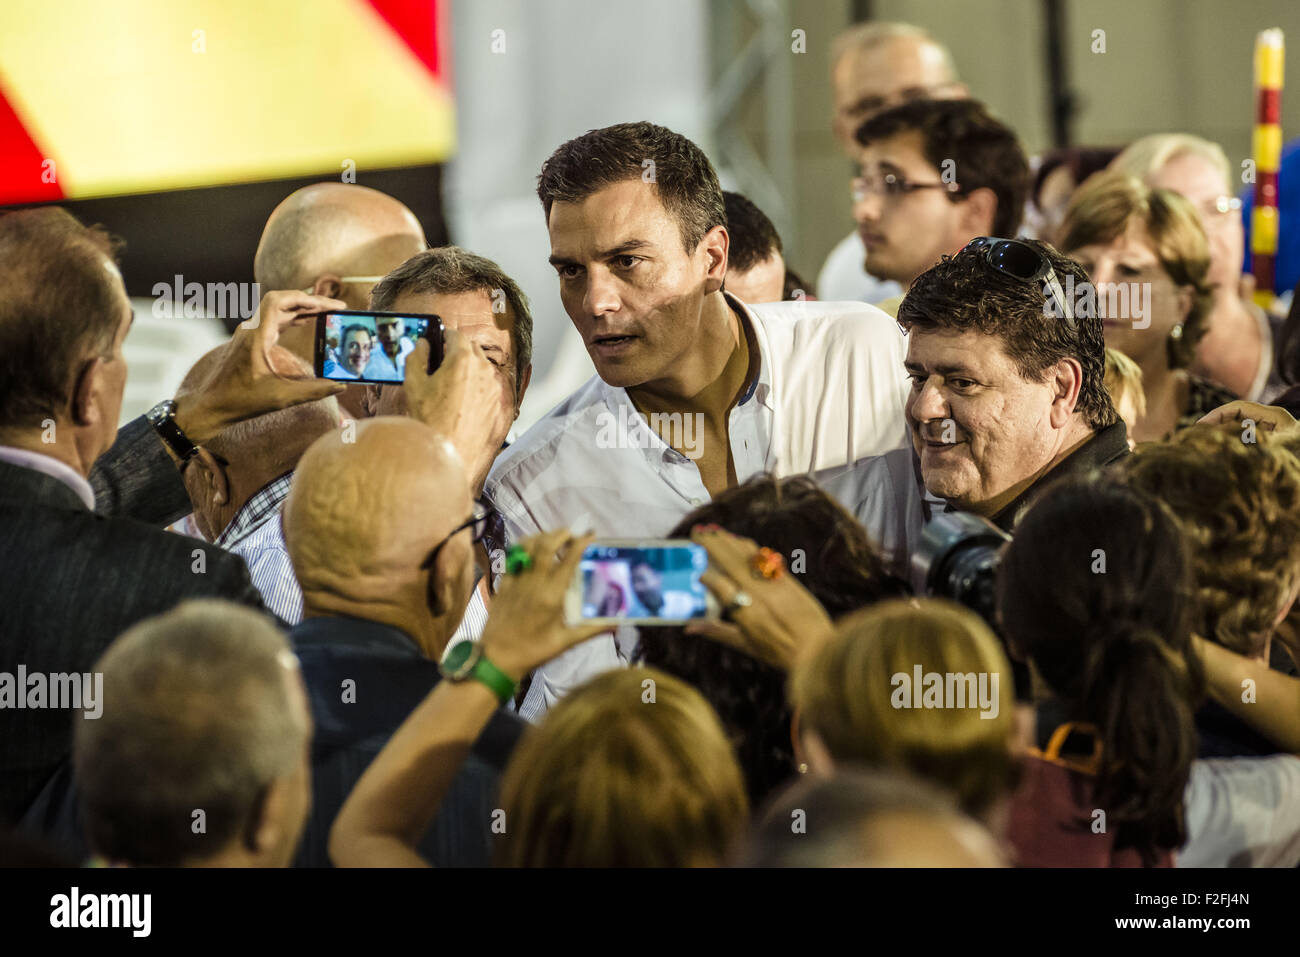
[818,22,967,303]
[486,121,909,718]
[363,315,416,381]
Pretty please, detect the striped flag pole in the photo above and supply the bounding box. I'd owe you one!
[1252,28,1285,310]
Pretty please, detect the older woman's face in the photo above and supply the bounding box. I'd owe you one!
[1147,152,1243,296]
[1068,219,1189,369]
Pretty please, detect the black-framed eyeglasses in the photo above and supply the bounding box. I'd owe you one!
[852,171,962,203]
[963,236,1075,326]
[420,496,496,570]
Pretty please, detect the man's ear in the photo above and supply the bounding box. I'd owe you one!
[311,275,343,300]
[958,186,998,238]
[245,778,288,858]
[1048,357,1085,429]
[192,447,230,507]
[70,357,106,428]
[701,224,729,295]
[513,363,533,417]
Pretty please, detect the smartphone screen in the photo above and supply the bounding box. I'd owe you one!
[315,310,443,384]
[567,540,716,625]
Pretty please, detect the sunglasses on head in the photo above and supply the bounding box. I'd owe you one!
[963,236,1075,326]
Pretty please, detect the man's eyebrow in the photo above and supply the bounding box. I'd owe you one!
[904,361,981,377]
[548,239,652,267]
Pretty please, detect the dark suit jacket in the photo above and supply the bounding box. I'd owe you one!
[89,414,192,526]
[291,616,526,868]
[0,459,266,824]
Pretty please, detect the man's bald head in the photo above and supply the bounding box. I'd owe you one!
[284,417,474,657]
[830,23,966,156]
[254,183,428,308]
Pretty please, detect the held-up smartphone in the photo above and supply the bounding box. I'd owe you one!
[313,310,444,384]
[564,539,719,626]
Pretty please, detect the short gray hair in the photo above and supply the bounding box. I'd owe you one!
[830,21,959,79]
[370,246,533,385]
[74,600,308,866]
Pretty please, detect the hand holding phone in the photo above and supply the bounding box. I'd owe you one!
[564,539,720,626]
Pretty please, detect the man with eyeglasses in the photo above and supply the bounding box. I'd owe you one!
[850,99,1030,315]
[819,22,968,304]
[284,413,525,867]
[819,237,1126,591]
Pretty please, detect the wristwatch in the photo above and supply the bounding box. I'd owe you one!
[145,399,200,465]
[439,641,516,704]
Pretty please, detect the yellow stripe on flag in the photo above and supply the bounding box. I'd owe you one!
[0,0,454,198]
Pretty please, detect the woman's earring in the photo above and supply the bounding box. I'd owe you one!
[1170,323,1184,341]
[798,763,809,775]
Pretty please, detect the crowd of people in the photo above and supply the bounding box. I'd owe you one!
[4,20,1300,869]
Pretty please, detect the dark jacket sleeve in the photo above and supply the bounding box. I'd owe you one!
[90,415,192,525]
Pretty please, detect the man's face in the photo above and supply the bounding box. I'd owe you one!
[1146,152,1243,295]
[631,562,663,614]
[726,250,787,304]
[832,38,964,155]
[854,130,970,287]
[548,178,719,389]
[904,328,1065,513]
[376,318,404,350]
[343,330,372,374]
[388,288,527,449]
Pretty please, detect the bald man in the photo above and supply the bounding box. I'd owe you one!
[819,22,968,304]
[255,182,428,416]
[284,417,525,867]
[179,344,341,623]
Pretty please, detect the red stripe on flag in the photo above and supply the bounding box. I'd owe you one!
[0,80,64,204]
[1258,170,1280,206]
[364,0,441,79]
[1257,88,1282,125]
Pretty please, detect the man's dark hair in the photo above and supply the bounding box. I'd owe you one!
[723,191,783,273]
[635,475,908,807]
[0,207,125,430]
[371,246,533,387]
[898,239,1118,430]
[341,324,371,347]
[537,122,725,252]
[855,99,1030,238]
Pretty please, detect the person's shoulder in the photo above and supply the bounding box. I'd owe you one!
[749,298,907,364]
[488,374,609,489]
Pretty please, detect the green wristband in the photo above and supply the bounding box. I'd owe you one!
[470,653,517,705]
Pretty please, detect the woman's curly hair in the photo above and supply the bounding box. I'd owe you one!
[634,474,908,806]
[1124,424,1300,657]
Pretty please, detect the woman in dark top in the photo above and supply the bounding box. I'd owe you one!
[1060,170,1237,442]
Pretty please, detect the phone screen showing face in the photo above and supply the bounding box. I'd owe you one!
[315,311,443,384]
[569,540,715,625]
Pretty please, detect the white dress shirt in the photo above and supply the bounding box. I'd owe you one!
[215,474,303,624]
[486,292,910,720]
[815,230,904,305]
